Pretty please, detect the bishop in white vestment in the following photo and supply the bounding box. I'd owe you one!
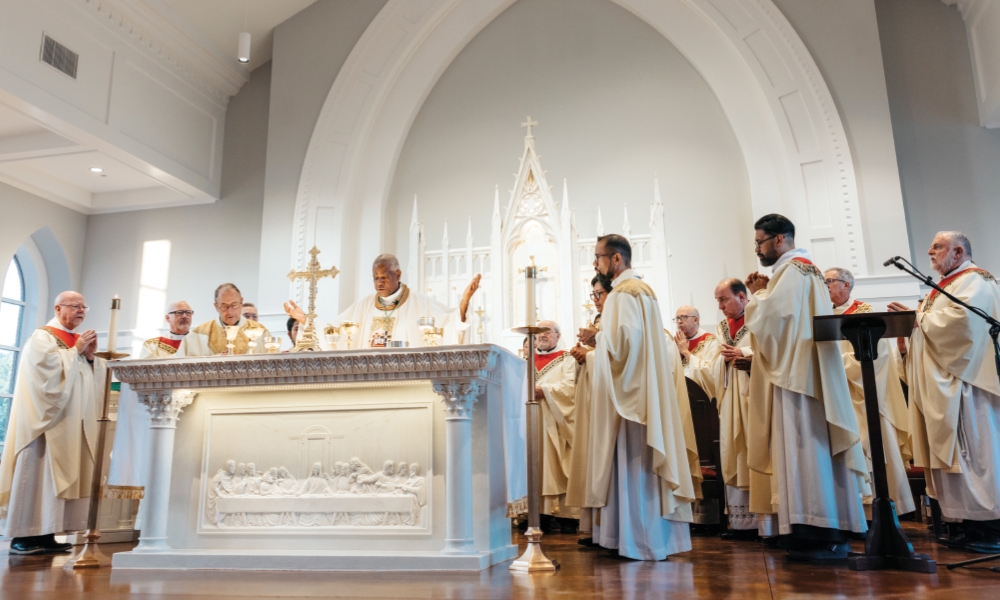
[107,301,193,523]
[745,214,868,561]
[286,254,478,349]
[178,284,269,357]
[824,268,914,518]
[532,320,578,525]
[889,232,1000,553]
[578,235,700,560]
[0,292,106,555]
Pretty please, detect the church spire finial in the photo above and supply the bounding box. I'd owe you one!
[521,115,538,138]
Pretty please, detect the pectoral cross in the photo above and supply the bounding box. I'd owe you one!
[287,246,339,351]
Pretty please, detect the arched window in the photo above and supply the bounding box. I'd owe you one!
[0,256,26,444]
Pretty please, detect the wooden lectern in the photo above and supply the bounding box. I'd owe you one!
[813,311,937,573]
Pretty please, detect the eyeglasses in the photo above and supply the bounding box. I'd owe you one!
[672,315,696,323]
[593,252,614,261]
[823,279,848,286]
[58,303,89,312]
[754,235,777,249]
[590,291,607,301]
[168,310,194,316]
[217,302,242,311]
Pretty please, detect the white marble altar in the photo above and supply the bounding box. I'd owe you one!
[108,345,526,571]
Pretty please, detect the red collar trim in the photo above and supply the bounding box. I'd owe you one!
[928,268,984,303]
[158,337,182,349]
[791,257,814,266]
[687,332,712,352]
[727,315,745,340]
[534,350,566,371]
[43,326,79,349]
[841,300,864,315]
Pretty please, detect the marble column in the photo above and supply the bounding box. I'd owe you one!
[133,390,195,552]
[432,380,481,555]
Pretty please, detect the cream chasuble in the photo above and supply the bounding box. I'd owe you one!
[833,298,914,516]
[686,315,771,531]
[534,349,578,518]
[905,260,1000,520]
[681,329,721,375]
[320,284,470,349]
[177,317,269,357]
[745,249,868,535]
[582,269,700,560]
[0,320,107,538]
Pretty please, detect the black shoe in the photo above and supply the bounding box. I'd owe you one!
[577,537,595,547]
[37,534,72,554]
[937,529,980,549]
[787,542,850,561]
[559,518,579,534]
[9,537,46,556]
[606,548,620,558]
[720,529,760,542]
[762,535,787,549]
[965,534,1000,554]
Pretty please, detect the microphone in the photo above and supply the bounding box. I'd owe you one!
[883,256,901,267]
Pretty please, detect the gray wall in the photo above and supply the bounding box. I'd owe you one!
[80,62,273,333]
[386,0,754,319]
[876,0,1000,273]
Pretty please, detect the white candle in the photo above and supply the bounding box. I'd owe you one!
[107,295,120,353]
[525,269,536,327]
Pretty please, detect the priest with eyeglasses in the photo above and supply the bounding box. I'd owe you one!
[178,284,269,357]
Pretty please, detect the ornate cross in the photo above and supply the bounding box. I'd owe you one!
[521,116,538,137]
[287,246,339,351]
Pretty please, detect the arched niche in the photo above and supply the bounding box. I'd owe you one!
[287,0,868,310]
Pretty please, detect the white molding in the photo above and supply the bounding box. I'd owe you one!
[942,0,1000,128]
[284,0,872,316]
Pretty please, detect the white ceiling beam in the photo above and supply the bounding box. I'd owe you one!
[0,162,92,211]
[0,131,80,160]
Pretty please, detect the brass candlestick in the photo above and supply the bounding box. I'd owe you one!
[65,298,130,570]
[510,262,558,573]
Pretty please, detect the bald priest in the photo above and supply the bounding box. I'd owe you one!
[286,253,480,349]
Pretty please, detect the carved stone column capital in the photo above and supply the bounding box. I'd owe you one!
[432,380,482,419]
[138,390,196,428]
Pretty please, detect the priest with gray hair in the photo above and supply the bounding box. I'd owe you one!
[286,253,481,349]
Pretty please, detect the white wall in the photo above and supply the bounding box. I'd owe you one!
[385,0,755,322]
[79,63,272,335]
[876,0,1000,273]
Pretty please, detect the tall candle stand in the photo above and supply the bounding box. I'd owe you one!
[64,296,130,570]
[510,259,558,573]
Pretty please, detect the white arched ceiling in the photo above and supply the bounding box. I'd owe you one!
[289,0,867,306]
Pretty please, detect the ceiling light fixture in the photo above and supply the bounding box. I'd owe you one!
[237,3,250,64]
[90,167,103,173]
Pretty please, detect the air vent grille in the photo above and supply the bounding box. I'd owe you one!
[40,35,78,79]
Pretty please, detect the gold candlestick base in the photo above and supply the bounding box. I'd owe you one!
[63,529,112,570]
[510,528,560,572]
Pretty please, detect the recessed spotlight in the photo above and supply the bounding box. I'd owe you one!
[90,167,103,173]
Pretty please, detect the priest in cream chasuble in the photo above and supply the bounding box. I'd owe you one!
[178,284,269,357]
[889,231,1000,553]
[107,301,194,521]
[581,235,700,561]
[286,254,478,349]
[0,292,106,555]
[532,320,578,522]
[825,268,914,518]
[744,214,867,560]
[673,305,721,373]
[685,279,774,535]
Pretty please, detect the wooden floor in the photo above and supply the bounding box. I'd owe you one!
[3,522,1000,599]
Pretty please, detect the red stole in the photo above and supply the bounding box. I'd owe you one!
[534,350,566,372]
[927,267,986,304]
[158,337,182,350]
[726,314,745,341]
[791,257,814,266]
[841,300,865,315]
[43,326,79,348]
[687,332,712,353]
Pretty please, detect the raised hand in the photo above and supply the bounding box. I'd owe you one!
[577,326,598,347]
[75,329,98,360]
[886,301,911,313]
[283,300,306,323]
[673,330,691,358]
[570,343,590,364]
[745,272,770,294]
[733,355,752,372]
[720,343,743,364]
[459,274,482,322]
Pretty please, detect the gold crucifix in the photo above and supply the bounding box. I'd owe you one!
[287,246,339,351]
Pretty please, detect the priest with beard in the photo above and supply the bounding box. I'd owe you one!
[0,292,105,555]
[744,214,868,561]
[531,320,578,532]
[178,284,269,356]
[107,301,194,520]
[685,278,776,539]
[573,234,700,560]
[888,231,1000,553]
[824,267,914,520]
[285,254,479,349]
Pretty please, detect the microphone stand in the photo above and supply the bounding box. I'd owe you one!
[886,256,1000,570]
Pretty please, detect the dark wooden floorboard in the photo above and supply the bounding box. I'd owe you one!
[2,522,999,598]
